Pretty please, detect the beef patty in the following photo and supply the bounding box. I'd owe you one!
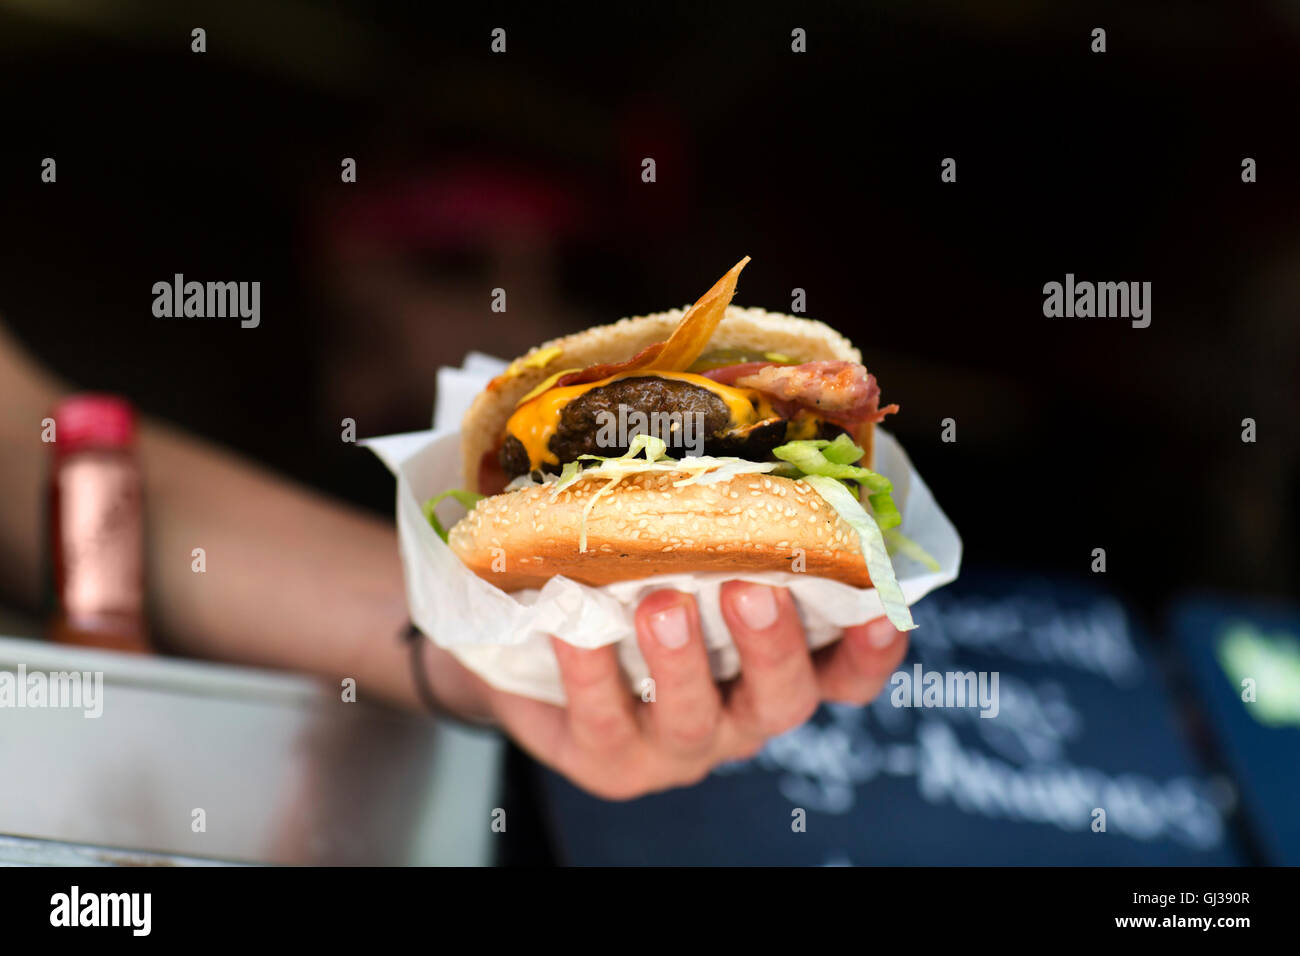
[500,376,788,478]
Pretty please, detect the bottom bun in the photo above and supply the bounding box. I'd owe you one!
[448,471,872,591]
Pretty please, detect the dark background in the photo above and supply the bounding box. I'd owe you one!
[2,0,1297,630]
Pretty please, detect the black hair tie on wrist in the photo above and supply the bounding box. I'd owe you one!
[402,621,497,730]
[402,620,444,716]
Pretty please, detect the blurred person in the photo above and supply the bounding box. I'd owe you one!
[0,318,909,800]
[311,160,595,437]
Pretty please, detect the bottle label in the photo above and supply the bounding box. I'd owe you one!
[56,458,144,617]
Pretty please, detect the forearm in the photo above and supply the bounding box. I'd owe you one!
[139,420,419,707]
[141,426,494,716]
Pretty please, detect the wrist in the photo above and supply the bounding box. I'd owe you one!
[411,627,497,725]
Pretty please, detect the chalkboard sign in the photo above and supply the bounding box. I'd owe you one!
[1172,596,1300,865]
[537,573,1242,865]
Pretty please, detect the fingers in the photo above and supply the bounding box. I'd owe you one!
[815,617,909,704]
[551,636,640,756]
[634,590,723,757]
[718,582,820,738]
[497,679,650,801]
[537,591,909,800]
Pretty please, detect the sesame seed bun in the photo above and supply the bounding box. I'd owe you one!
[449,303,885,591]
[447,470,872,591]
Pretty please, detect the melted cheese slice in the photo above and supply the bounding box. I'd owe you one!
[505,371,775,471]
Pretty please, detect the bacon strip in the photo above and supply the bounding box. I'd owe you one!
[727,360,898,426]
[553,341,665,389]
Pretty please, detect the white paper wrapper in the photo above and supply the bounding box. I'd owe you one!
[365,355,963,705]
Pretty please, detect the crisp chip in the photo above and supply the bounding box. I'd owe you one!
[547,257,751,392]
[654,257,750,371]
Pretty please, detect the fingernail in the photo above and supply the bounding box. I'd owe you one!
[866,618,898,648]
[648,602,691,649]
[732,584,780,631]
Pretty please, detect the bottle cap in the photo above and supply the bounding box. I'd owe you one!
[51,394,137,454]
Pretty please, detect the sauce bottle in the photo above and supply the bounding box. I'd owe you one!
[47,394,151,653]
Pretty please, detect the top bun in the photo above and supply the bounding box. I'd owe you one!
[459,306,864,489]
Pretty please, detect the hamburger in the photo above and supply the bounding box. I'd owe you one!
[431,258,934,630]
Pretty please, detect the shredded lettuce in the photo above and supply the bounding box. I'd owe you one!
[579,433,669,465]
[773,436,894,503]
[552,433,781,496]
[552,434,669,495]
[801,475,917,631]
[868,492,902,531]
[774,435,939,578]
[884,528,941,573]
[820,433,867,465]
[552,459,583,492]
[422,489,485,542]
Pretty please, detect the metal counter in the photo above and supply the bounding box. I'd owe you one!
[0,636,503,865]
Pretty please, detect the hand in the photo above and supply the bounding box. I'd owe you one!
[425,582,908,801]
